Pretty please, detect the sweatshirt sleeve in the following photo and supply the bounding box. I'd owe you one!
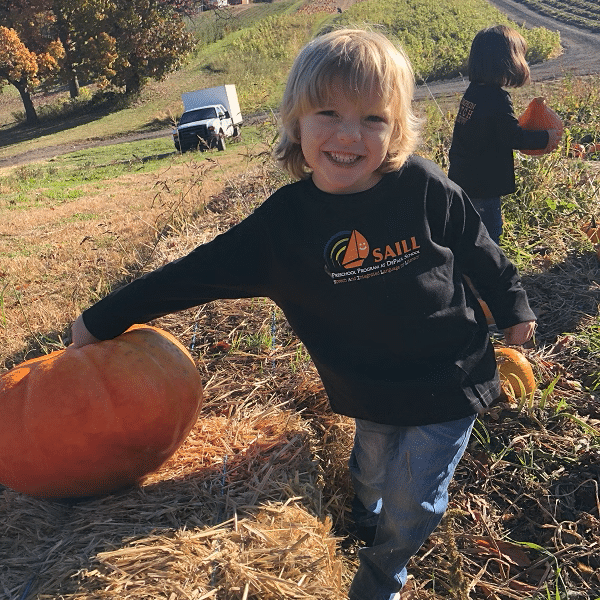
[496,94,549,151]
[81,209,273,340]
[445,188,536,329]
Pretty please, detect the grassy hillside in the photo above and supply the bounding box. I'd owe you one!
[337,0,559,80]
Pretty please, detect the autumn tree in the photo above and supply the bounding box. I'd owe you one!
[50,0,118,97]
[107,0,193,95]
[0,25,62,124]
[0,0,193,122]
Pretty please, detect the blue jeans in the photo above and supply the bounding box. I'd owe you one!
[471,196,502,244]
[347,415,476,600]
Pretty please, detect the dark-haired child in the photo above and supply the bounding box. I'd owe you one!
[448,24,561,243]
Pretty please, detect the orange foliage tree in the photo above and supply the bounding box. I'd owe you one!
[0,25,62,124]
[1,0,193,119]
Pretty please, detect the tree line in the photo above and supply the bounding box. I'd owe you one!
[0,0,206,124]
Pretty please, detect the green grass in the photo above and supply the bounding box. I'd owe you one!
[0,126,273,208]
[206,13,332,111]
[0,138,173,209]
[50,138,177,170]
[186,1,301,46]
[337,0,560,80]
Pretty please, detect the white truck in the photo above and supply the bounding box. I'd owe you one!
[173,84,243,153]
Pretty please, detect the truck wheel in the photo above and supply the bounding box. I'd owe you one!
[217,135,226,151]
[233,126,240,137]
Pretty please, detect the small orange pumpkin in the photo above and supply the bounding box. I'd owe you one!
[581,215,600,244]
[478,298,495,325]
[495,347,536,401]
[0,325,203,498]
[518,97,563,156]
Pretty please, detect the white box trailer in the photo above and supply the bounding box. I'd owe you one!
[174,84,243,152]
[181,84,242,125]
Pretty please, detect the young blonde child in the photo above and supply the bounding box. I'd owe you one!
[448,24,562,244]
[71,28,536,600]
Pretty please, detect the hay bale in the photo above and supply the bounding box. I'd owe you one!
[77,502,343,599]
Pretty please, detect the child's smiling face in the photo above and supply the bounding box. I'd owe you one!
[298,79,394,195]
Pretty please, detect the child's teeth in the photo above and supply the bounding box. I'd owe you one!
[330,152,358,163]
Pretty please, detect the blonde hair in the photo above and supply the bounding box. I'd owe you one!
[468,25,530,88]
[274,28,422,180]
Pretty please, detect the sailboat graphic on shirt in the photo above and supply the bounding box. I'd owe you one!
[325,229,371,273]
[341,230,369,269]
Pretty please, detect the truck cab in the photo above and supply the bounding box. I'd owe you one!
[173,103,239,152]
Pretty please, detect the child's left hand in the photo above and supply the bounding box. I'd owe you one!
[70,314,101,349]
[546,128,562,152]
[503,320,536,346]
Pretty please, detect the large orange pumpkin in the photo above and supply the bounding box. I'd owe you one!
[518,97,563,156]
[495,347,536,401]
[0,325,203,498]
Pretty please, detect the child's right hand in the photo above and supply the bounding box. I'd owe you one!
[546,128,562,152]
[70,315,101,348]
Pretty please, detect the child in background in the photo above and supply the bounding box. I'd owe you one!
[448,24,562,244]
[70,28,536,600]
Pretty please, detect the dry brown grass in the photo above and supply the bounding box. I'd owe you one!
[0,154,256,369]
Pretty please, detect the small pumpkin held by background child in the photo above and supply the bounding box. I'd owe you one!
[518,97,564,156]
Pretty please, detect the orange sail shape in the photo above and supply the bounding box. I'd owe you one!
[342,230,369,269]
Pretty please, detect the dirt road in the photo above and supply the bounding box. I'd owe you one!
[2,0,599,168]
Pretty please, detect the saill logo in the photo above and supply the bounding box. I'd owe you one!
[325,230,370,270]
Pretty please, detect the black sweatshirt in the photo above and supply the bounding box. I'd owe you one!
[82,155,535,426]
[448,83,549,198]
